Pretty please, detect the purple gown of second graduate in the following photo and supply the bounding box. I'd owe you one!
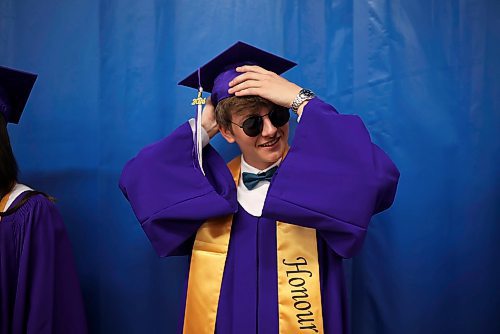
[120,98,399,334]
[0,193,88,334]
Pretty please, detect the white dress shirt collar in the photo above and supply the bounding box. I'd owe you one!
[237,156,282,217]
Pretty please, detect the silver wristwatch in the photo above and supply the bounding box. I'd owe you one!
[291,88,315,114]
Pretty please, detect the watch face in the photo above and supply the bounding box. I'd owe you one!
[300,89,315,98]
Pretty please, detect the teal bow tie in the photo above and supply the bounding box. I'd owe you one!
[242,166,278,190]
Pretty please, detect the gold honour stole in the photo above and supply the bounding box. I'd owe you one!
[183,155,324,333]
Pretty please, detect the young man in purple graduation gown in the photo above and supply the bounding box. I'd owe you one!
[120,42,399,334]
[0,66,87,333]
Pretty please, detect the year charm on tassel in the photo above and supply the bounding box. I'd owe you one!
[192,89,206,105]
[193,86,205,175]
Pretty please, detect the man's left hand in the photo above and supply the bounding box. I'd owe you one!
[228,65,302,108]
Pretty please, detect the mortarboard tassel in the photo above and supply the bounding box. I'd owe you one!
[192,68,206,175]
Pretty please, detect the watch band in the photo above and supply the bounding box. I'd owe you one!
[291,88,315,114]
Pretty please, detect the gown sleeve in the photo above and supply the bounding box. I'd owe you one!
[262,98,400,258]
[119,121,237,257]
[13,195,87,334]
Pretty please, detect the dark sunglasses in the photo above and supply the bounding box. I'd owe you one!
[231,106,290,137]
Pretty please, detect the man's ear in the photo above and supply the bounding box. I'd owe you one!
[219,125,236,143]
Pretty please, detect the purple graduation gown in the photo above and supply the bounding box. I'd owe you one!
[0,193,87,334]
[120,98,400,333]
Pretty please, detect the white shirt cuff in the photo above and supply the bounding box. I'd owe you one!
[188,118,210,148]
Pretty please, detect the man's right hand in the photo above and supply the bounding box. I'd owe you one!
[201,96,219,139]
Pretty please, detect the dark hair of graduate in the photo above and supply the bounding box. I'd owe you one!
[0,114,54,217]
[0,114,18,200]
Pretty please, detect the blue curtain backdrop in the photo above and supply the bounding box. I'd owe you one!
[1,0,499,333]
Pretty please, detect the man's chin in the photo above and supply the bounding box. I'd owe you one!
[261,150,283,165]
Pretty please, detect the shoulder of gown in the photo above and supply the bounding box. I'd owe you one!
[5,192,88,333]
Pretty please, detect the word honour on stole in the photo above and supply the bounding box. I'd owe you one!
[283,256,319,333]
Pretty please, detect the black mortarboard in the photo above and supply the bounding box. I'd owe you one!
[0,66,37,124]
[178,41,296,106]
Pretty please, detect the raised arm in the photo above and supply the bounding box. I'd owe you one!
[119,119,237,257]
[263,98,399,258]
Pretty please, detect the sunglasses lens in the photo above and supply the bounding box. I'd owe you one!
[242,116,263,137]
[269,107,290,127]
[239,106,289,137]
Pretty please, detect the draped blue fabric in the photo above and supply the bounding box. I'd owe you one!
[1,0,499,333]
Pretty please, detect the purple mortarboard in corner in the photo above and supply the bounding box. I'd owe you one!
[178,41,297,106]
[0,66,37,124]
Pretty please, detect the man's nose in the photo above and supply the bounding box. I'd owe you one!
[261,115,277,137]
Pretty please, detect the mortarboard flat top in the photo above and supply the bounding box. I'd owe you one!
[178,41,296,106]
[0,66,37,124]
